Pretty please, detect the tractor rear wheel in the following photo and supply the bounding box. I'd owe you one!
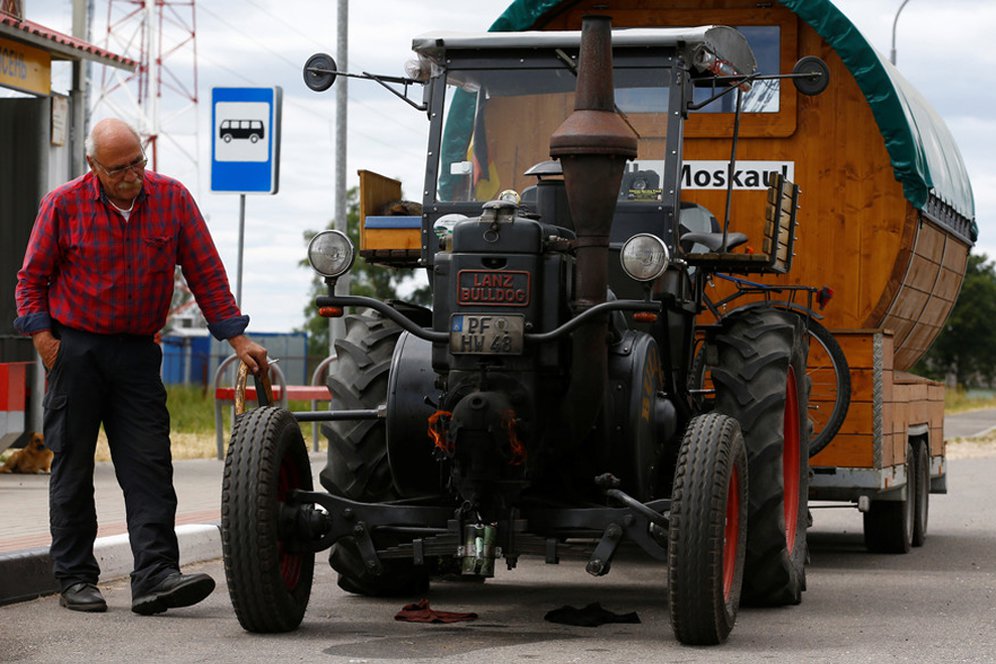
[709,309,810,606]
[668,413,748,645]
[321,310,429,596]
[222,407,315,632]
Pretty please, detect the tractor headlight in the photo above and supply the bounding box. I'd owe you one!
[308,230,355,278]
[620,233,670,282]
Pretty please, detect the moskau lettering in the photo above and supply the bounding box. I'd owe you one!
[681,163,790,189]
[0,48,27,79]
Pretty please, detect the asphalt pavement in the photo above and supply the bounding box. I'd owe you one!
[0,453,994,663]
[0,409,996,661]
[944,407,996,439]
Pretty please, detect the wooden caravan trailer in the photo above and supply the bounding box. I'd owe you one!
[479,0,975,550]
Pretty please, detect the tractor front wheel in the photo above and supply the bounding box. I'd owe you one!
[668,413,748,645]
[222,407,315,632]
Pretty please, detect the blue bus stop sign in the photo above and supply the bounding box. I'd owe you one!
[211,86,282,194]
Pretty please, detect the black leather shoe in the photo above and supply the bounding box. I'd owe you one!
[60,582,107,613]
[131,572,215,615]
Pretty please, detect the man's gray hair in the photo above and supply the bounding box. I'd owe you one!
[85,121,142,157]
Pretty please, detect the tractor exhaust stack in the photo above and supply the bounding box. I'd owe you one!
[549,15,638,443]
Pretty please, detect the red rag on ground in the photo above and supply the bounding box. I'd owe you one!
[395,598,478,623]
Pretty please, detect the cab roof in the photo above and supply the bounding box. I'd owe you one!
[412,25,756,79]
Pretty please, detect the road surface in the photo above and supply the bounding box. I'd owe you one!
[1,454,994,663]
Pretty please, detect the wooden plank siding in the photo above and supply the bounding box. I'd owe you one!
[808,330,944,470]
[534,0,968,370]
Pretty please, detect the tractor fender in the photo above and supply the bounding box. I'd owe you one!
[721,299,824,321]
[385,331,439,496]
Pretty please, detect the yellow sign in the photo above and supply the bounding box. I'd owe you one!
[0,36,50,96]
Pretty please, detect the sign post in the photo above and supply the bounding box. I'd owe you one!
[211,86,283,306]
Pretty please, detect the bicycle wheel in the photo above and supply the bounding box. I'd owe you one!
[805,319,850,456]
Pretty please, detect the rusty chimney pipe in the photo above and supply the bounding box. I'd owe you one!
[549,15,637,445]
[551,17,638,313]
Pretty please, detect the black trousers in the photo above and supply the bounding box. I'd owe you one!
[45,323,179,596]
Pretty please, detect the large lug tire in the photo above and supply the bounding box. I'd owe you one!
[709,309,810,606]
[691,315,849,458]
[864,442,914,553]
[668,413,748,646]
[912,440,930,547]
[320,311,402,499]
[222,407,315,633]
[321,310,429,596]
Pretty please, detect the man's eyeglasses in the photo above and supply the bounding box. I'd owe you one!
[92,154,148,178]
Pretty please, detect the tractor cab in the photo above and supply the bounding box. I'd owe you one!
[407,26,760,273]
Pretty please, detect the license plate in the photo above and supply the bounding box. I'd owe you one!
[449,314,524,355]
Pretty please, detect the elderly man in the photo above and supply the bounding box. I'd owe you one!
[14,118,268,614]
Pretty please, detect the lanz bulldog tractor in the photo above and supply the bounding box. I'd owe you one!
[221,17,836,645]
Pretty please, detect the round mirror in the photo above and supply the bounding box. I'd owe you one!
[792,56,830,96]
[304,53,337,92]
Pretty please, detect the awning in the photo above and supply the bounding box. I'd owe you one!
[0,14,136,70]
[489,0,977,242]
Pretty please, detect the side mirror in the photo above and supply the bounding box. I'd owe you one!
[304,53,338,92]
[792,56,830,96]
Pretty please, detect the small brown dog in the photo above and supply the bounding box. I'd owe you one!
[0,433,53,474]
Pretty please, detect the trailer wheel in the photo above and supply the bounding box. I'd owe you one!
[222,406,314,633]
[912,440,930,547]
[321,310,429,596]
[668,413,748,645]
[864,442,914,553]
[709,309,810,606]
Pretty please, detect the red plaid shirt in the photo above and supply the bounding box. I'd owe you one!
[14,170,248,339]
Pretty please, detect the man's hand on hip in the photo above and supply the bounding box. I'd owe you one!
[32,330,61,370]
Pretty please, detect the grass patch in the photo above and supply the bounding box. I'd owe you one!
[6,382,995,465]
[944,388,996,414]
[90,384,325,461]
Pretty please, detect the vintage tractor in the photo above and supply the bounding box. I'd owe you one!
[221,17,832,645]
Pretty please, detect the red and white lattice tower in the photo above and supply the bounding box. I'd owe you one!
[92,0,200,181]
[92,0,203,327]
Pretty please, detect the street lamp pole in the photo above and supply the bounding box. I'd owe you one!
[890,0,912,65]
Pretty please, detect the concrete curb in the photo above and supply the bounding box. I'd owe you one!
[0,523,221,606]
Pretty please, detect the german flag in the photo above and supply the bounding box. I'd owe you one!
[468,91,500,200]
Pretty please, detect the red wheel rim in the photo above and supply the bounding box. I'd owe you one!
[783,366,801,553]
[277,456,303,590]
[723,464,741,601]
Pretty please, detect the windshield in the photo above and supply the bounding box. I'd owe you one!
[436,54,671,204]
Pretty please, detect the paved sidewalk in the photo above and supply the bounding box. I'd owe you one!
[0,452,324,605]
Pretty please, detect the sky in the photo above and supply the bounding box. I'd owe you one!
[20,0,996,333]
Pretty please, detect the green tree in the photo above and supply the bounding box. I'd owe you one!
[914,253,996,387]
[296,186,429,359]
